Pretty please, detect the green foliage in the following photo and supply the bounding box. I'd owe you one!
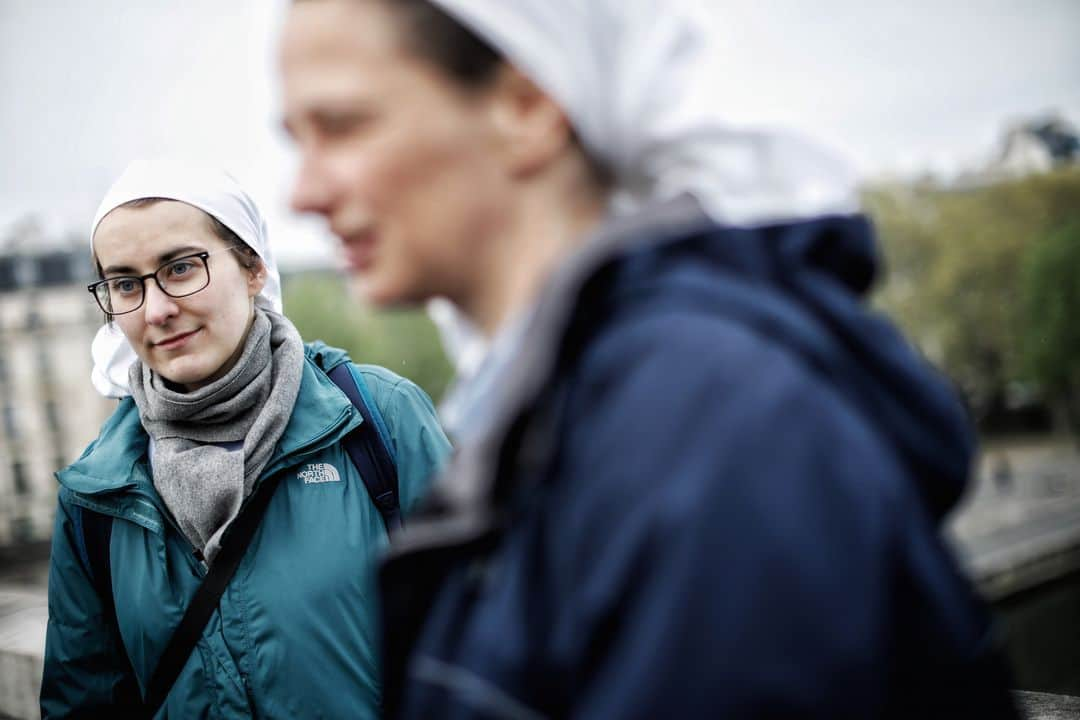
[282,272,454,402]
[1019,220,1080,432]
[866,166,1080,427]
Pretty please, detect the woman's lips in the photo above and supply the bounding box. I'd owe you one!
[342,230,377,271]
[155,328,200,351]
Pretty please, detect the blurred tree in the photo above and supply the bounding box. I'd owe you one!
[282,272,454,402]
[1019,220,1080,439]
[866,166,1080,431]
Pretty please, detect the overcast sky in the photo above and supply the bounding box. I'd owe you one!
[2,0,1078,268]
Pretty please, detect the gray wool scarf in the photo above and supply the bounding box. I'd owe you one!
[128,308,305,563]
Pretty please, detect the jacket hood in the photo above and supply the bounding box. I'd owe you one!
[596,212,974,520]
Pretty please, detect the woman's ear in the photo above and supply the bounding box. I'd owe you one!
[488,65,574,178]
[248,256,268,298]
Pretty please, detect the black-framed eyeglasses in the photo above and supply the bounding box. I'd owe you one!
[87,247,237,317]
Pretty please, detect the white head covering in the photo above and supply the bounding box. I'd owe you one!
[88,158,283,398]
[428,0,859,224]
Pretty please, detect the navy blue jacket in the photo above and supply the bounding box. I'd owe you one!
[381,204,1017,719]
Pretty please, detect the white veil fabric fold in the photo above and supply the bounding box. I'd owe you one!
[428,0,859,225]
[88,158,283,398]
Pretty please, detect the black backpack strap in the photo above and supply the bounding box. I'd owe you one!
[141,469,287,717]
[327,363,402,533]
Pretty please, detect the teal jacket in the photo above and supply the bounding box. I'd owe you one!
[40,343,451,719]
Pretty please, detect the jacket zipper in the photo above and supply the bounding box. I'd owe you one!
[131,464,209,579]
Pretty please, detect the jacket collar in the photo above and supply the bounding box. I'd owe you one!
[57,351,362,507]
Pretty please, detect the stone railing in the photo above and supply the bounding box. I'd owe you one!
[1016,691,1080,719]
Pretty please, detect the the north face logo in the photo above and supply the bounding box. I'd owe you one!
[298,463,341,484]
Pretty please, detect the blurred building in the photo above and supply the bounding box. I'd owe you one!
[988,114,1080,180]
[0,220,112,546]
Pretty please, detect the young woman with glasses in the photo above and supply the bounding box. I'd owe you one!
[39,158,451,719]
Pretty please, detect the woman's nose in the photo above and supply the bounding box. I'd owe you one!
[290,152,336,216]
[142,281,179,325]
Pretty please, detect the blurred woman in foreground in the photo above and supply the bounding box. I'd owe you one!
[282,1,1018,717]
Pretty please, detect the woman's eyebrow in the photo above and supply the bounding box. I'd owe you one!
[101,246,206,276]
[100,262,136,276]
[158,245,205,264]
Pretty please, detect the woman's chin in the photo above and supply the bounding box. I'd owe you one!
[346,273,394,307]
[155,359,217,392]
[347,270,430,309]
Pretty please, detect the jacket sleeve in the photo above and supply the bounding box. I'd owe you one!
[40,494,141,718]
[358,367,452,516]
[549,311,1014,718]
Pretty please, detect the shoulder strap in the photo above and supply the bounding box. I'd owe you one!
[327,363,402,533]
[141,470,287,717]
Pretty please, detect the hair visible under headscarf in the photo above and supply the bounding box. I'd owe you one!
[88,158,283,398]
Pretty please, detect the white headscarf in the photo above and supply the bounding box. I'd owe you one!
[89,158,283,398]
[428,0,859,224]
